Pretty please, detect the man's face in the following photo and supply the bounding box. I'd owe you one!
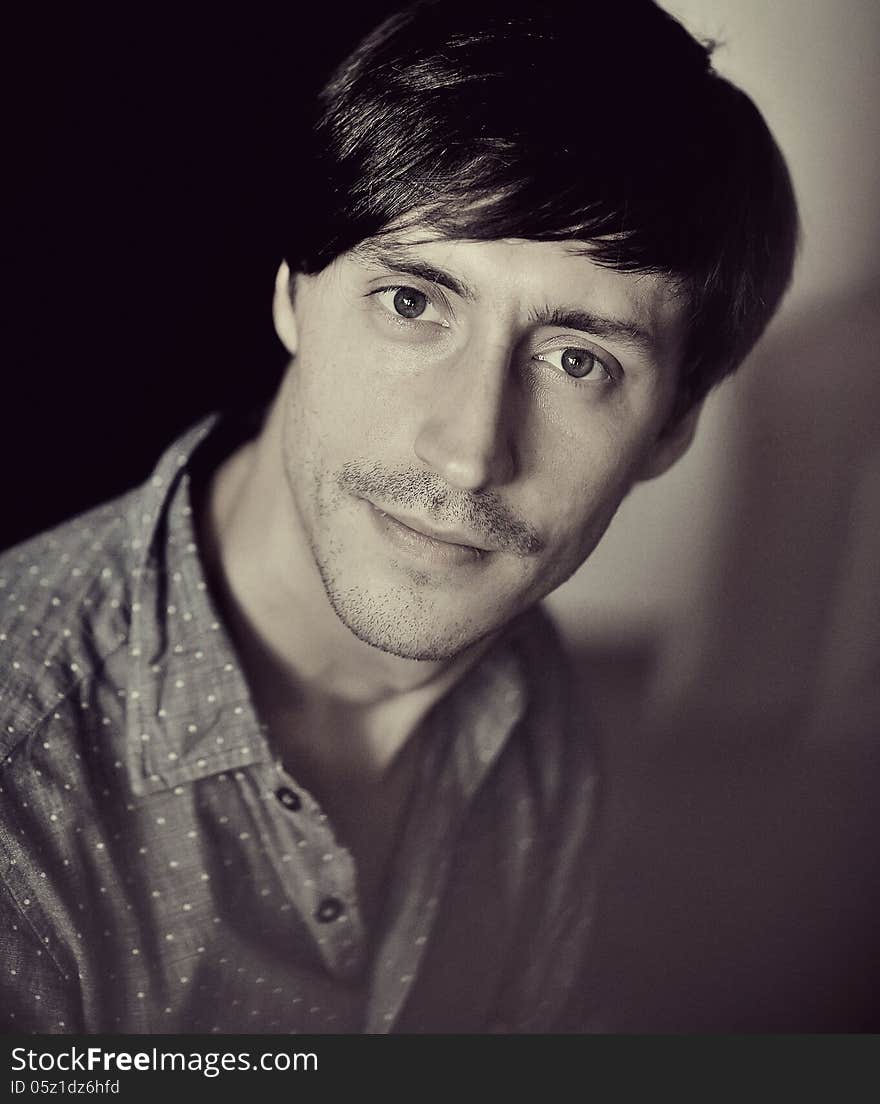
[275,231,689,661]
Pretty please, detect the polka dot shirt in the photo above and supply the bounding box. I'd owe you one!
[0,415,599,1034]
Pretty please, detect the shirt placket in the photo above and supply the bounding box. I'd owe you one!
[244,762,368,982]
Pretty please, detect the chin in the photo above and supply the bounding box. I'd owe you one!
[319,573,498,662]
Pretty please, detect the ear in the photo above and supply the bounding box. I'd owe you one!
[272,261,299,355]
[635,400,703,482]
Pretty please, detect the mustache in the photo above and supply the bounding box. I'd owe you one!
[337,461,544,556]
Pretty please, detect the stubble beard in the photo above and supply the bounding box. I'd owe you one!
[312,553,486,662]
[287,448,492,663]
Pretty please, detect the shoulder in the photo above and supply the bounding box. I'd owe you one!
[0,490,141,763]
[0,414,219,764]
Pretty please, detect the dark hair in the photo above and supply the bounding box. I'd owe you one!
[286,0,799,419]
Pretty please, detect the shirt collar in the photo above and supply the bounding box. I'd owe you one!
[124,414,529,798]
[124,415,269,796]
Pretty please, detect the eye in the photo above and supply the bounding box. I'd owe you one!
[374,286,449,326]
[535,346,613,382]
[391,287,427,319]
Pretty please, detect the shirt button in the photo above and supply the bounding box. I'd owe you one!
[315,897,344,923]
[275,786,301,812]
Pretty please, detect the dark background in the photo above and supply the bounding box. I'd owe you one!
[2,5,397,550]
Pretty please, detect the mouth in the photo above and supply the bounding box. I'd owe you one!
[363,499,492,566]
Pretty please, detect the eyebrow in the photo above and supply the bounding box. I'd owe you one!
[353,243,477,301]
[528,305,656,353]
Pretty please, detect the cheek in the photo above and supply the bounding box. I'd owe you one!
[289,340,385,450]
[302,347,427,461]
[528,425,642,556]
[527,406,626,496]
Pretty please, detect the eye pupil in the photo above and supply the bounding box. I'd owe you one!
[392,287,427,319]
[561,348,594,378]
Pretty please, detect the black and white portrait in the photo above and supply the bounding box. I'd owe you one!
[1,0,878,1035]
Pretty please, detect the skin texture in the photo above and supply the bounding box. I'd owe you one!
[270,232,697,666]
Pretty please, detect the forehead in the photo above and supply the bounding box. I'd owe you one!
[348,230,687,359]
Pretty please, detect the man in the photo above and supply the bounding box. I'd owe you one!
[0,0,797,1033]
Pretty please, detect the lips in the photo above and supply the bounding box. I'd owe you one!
[374,505,491,553]
[363,499,491,566]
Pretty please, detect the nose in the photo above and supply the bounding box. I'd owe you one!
[413,338,517,492]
